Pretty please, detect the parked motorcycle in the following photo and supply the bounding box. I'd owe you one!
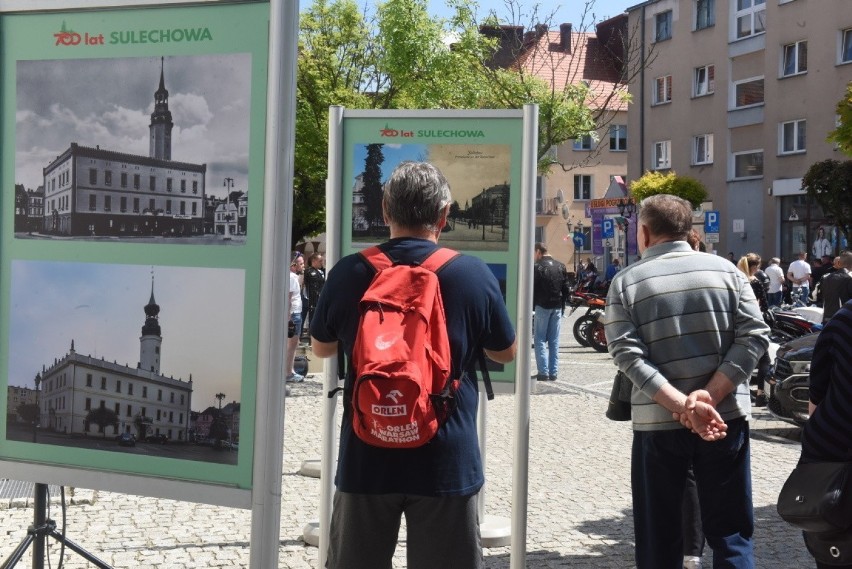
[566,292,606,347]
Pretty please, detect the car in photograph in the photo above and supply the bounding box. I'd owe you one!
[146,434,169,445]
[117,432,136,447]
[769,332,818,427]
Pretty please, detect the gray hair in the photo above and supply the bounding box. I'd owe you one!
[382,162,452,232]
[839,251,852,269]
[638,194,692,241]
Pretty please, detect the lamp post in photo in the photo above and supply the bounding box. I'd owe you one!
[618,197,636,266]
[33,372,42,443]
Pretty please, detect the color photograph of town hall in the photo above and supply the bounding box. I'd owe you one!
[4,263,246,465]
[12,53,252,242]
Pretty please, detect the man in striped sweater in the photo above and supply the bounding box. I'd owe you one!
[605,194,770,569]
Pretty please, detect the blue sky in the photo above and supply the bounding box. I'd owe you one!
[299,0,632,28]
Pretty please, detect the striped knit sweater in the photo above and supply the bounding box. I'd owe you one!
[801,299,852,462]
[604,241,770,431]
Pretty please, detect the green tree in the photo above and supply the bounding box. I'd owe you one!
[802,159,852,246]
[16,403,40,425]
[85,406,119,437]
[362,143,385,231]
[828,81,852,156]
[294,0,610,243]
[628,171,708,209]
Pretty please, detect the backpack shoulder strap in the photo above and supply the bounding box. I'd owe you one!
[420,247,460,274]
[359,245,393,272]
[477,351,495,401]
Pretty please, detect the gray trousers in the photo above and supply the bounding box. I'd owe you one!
[327,490,482,569]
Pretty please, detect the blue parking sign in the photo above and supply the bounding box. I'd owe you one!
[705,211,720,234]
[602,218,615,239]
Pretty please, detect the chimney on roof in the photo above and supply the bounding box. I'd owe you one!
[560,23,572,53]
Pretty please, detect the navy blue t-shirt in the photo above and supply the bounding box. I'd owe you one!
[310,237,516,496]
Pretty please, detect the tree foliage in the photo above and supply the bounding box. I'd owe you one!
[802,159,852,245]
[85,406,119,437]
[17,403,40,425]
[628,171,708,209]
[293,0,611,243]
[828,81,852,156]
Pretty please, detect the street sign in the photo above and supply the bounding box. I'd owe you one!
[572,231,585,247]
[706,233,720,243]
[602,218,615,239]
[705,211,720,234]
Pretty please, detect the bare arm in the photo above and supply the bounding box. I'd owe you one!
[485,341,517,364]
[311,338,337,358]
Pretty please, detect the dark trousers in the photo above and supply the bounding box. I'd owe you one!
[632,418,754,569]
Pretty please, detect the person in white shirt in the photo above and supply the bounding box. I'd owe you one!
[811,227,832,259]
[787,251,812,306]
[764,257,785,307]
[286,253,305,382]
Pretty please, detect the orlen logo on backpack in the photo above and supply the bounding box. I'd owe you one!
[371,389,407,416]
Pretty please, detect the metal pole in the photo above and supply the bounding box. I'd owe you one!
[249,0,297,566]
[31,484,47,569]
[318,105,345,569]
[510,104,537,569]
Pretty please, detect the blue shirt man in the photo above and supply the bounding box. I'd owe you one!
[310,161,516,569]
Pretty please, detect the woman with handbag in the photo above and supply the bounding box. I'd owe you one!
[796,297,852,568]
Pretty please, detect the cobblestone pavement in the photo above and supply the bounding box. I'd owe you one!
[0,312,811,568]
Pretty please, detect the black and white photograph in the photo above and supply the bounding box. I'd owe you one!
[13,54,253,243]
[5,261,246,465]
[350,143,511,251]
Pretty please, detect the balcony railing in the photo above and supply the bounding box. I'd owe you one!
[536,197,559,216]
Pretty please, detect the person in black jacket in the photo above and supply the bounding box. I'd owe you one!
[533,242,569,381]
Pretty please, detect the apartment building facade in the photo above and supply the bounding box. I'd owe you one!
[626,0,852,261]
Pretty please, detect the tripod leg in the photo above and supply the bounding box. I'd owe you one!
[31,484,47,569]
[46,531,113,569]
[0,533,35,569]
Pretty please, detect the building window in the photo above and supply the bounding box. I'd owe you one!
[169,411,174,423]
[180,394,184,405]
[133,198,140,213]
[158,389,162,401]
[841,29,852,63]
[694,65,715,96]
[100,377,106,389]
[114,403,120,415]
[149,199,155,212]
[104,170,112,186]
[573,134,593,150]
[149,176,156,192]
[121,172,128,188]
[733,150,764,178]
[85,398,91,410]
[655,10,673,41]
[156,410,161,420]
[166,178,173,192]
[116,380,121,393]
[693,134,714,165]
[127,405,132,417]
[120,196,127,212]
[179,413,183,424]
[733,77,764,108]
[780,119,806,154]
[192,181,198,194]
[573,175,592,200]
[86,374,92,387]
[181,180,186,193]
[142,386,148,398]
[166,199,172,214]
[782,41,807,76]
[180,201,186,215]
[654,140,672,170]
[695,0,714,30]
[170,392,175,403]
[609,125,627,151]
[134,174,140,189]
[735,0,765,39]
[192,202,197,216]
[128,383,133,396]
[89,194,97,211]
[104,195,111,212]
[654,75,673,105]
[89,168,97,185]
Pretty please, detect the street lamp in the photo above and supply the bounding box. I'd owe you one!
[33,372,42,442]
[617,198,636,266]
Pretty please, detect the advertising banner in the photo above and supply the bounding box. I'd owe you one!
[339,110,525,385]
[0,1,273,505]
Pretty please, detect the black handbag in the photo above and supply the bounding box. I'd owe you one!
[777,461,852,533]
[605,371,632,421]
[804,528,852,566]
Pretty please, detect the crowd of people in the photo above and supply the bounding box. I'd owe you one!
[298,160,849,569]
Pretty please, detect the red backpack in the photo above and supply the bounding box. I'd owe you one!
[350,246,461,448]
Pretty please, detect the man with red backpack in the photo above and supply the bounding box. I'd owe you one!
[310,161,516,569]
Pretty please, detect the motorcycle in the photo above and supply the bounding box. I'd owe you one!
[566,291,606,348]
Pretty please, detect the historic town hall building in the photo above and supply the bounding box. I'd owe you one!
[40,59,206,236]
